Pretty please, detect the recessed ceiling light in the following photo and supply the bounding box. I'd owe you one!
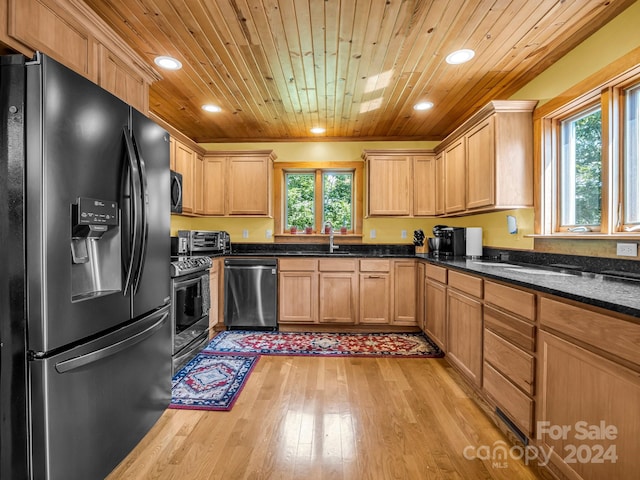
[202,104,222,113]
[310,127,325,134]
[154,56,182,70]
[413,101,434,111]
[446,49,475,65]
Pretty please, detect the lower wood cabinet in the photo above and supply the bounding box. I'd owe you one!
[278,259,318,323]
[319,259,358,323]
[392,260,417,326]
[425,278,447,350]
[447,287,483,386]
[538,330,640,480]
[359,259,391,324]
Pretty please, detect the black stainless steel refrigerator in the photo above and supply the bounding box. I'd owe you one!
[0,53,172,480]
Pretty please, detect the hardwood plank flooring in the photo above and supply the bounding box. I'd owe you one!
[106,356,542,480]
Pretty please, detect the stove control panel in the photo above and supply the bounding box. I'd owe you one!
[170,256,213,277]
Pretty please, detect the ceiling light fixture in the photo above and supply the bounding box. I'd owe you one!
[413,101,434,111]
[202,104,222,113]
[446,49,475,65]
[154,56,182,70]
[310,127,325,134]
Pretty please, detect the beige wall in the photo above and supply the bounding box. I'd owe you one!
[171,2,640,251]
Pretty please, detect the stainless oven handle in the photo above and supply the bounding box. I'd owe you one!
[173,275,206,289]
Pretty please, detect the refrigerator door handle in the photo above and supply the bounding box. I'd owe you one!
[54,310,169,374]
[122,127,142,296]
[130,131,150,294]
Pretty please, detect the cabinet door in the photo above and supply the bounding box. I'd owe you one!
[538,331,640,480]
[203,157,225,215]
[435,153,445,215]
[227,156,270,215]
[278,271,318,323]
[444,138,466,214]
[193,154,204,215]
[319,272,357,323]
[173,139,195,213]
[359,273,390,324]
[416,262,425,330]
[466,116,495,209]
[413,155,436,216]
[447,289,483,386]
[367,156,411,215]
[98,45,148,113]
[392,261,417,325]
[425,279,447,351]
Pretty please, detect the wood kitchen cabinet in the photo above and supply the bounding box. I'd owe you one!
[208,259,220,338]
[318,258,358,324]
[425,264,447,350]
[359,259,391,324]
[435,100,537,214]
[278,258,318,324]
[446,271,483,386]
[537,296,640,479]
[1,0,157,114]
[483,281,536,436]
[443,138,466,214]
[392,260,417,326]
[363,150,434,217]
[434,153,445,215]
[202,150,276,217]
[172,138,196,214]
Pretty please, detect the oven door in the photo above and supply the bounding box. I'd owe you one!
[171,271,210,356]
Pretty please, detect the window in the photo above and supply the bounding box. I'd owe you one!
[537,61,640,237]
[274,162,363,238]
[559,106,602,229]
[624,84,640,228]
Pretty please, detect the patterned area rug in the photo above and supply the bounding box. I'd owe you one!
[170,353,259,411]
[204,331,444,358]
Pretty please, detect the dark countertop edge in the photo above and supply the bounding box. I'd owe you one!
[417,255,640,321]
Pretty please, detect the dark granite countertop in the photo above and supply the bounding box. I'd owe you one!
[224,243,640,320]
[417,254,640,320]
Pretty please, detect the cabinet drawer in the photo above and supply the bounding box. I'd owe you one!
[278,258,317,271]
[485,281,535,321]
[484,305,535,352]
[484,330,534,395]
[540,296,640,367]
[319,258,357,272]
[448,270,483,298]
[483,363,534,435]
[425,264,447,283]
[359,259,390,272]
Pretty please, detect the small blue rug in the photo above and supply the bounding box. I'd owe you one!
[170,353,259,411]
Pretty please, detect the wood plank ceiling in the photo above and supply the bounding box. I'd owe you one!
[83,0,634,143]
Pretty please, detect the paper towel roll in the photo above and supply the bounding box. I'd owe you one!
[466,227,483,257]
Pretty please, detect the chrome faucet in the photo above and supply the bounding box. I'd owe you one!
[326,222,339,253]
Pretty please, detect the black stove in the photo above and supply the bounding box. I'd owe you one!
[170,256,212,277]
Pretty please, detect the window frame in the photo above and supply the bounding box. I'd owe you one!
[536,60,640,238]
[274,161,364,241]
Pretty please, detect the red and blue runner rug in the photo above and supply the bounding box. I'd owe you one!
[204,331,444,358]
[171,331,443,411]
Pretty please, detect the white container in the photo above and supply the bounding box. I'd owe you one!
[466,227,483,257]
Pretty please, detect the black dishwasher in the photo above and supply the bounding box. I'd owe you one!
[224,258,278,330]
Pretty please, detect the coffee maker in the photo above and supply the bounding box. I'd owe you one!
[429,225,466,256]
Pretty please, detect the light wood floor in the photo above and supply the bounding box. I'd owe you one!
[106,356,542,479]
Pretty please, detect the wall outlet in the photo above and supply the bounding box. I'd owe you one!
[242,229,249,239]
[401,230,407,239]
[265,229,272,239]
[616,242,637,257]
[370,229,376,239]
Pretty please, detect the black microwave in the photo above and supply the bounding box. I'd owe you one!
[170,170,182,213]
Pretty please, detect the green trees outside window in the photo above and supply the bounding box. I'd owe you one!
[285,171,353,231]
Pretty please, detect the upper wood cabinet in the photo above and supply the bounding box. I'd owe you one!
[362,149,435,217]
[171,138,196,214]
[204,150,276,217]
[436,100,537,214]
[1,0,158,113]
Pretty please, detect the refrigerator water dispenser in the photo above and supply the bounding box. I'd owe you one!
[71,197,122,301]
